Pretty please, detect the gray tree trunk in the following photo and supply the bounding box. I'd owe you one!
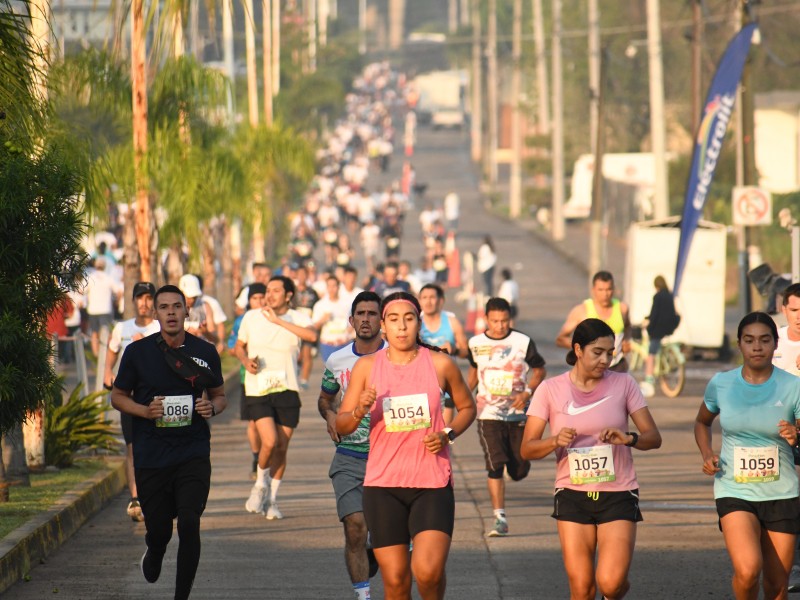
[2,424,31,487]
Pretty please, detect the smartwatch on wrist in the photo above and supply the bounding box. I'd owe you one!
[443,427,456,445]
[625,431,639,447]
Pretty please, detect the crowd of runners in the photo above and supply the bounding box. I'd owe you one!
[95,61,800,600]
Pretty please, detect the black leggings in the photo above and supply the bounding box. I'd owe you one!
[136,457,211,600]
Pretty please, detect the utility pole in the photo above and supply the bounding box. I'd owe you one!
[448,0,457,34]
[551,0,565,241]
[588,0,600,153]
[646,0,669,220]
[263,0,273,125]
[358,0,366,55]
[319,0,328,47]
[487,0,498,186]
[222,0,235,123]
[691,0,703,134]
[509,0,522,218]
[272,0,280,94]
[736,0,757,313]
[470,0,482,164]
[588,49,606,279]
[244,0,259,127]
[531,0,549,134]
[460,0,469,27]
[308,0,317,72]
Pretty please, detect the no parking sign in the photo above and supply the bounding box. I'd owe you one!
[732,186,772,226]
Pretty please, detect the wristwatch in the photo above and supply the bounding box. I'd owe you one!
[443,427,456,445]
[625,431,639,447]
[210,403,217,417]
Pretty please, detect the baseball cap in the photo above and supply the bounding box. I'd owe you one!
[179,274,202,298]
[132,281,156,299]
[248,283,267,300]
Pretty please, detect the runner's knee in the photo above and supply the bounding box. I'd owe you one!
[176,508,201,542]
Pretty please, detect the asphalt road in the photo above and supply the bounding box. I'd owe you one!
[4,125,737,599]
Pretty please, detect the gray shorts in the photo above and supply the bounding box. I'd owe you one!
[329,451,367,521]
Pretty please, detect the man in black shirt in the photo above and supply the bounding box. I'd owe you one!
[111,285,227,600]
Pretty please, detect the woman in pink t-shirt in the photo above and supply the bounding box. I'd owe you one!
[521,318,661,600]
[336,292,476,600]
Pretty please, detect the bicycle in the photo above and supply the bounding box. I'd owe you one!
[627,327,686,398]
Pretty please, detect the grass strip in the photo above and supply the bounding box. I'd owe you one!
[0,458,113,540]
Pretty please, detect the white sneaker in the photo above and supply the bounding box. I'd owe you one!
[788,564,800,592]
[266,502,283,520]
[245,484,269,514]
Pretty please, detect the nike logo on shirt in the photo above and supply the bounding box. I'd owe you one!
[566,395,612,415]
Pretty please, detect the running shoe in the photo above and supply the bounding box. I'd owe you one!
[140,549,163,583]
[789,565,800,592]
[367,547,379,578]
[127,497,144,522]
[266,502,283,520]
[486,517,509,537]
[245,484,269,514]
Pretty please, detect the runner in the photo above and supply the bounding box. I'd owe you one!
[773,283,800,591]
[467,297,546,537]
[236,276,318,520]
[313,275,356,362]
[521,318,661,600]
[335,292,477,600]
[110,285,227,600]
[556,271,632,372]
[317,291,386,600]
[226,283,267,480]
[294,264,321,390]
[695,311,800,600]
[103,281,160,522]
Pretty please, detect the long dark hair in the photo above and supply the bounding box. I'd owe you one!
[566,318,615,366]
[737,311,778,343]
[380,292,445,354]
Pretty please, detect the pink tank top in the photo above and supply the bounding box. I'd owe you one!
[363,346,452,488]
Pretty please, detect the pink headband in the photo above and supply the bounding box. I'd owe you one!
[382,298,420,319]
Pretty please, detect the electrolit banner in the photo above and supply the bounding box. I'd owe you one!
[674,23,758,296]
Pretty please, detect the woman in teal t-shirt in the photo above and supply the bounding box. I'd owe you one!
[695,311,800,599]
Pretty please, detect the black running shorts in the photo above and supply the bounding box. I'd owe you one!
[552,487,643,525]
[716,496,800,534]
[363,485,455,548]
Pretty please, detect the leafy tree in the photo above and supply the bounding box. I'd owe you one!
[0,1,88,504]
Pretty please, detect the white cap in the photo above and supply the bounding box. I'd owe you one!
[179,274,202,298]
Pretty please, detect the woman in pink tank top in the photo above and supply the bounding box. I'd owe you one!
[336,292,476,600]
[521,318,661,600]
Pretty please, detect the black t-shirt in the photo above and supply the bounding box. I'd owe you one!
[115,332,224,469]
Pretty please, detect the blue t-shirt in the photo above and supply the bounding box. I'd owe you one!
[115,332,224,469]
[704,366,800,501]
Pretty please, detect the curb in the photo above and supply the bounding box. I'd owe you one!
[0,458,126,595]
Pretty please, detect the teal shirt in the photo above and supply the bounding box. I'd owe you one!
[704,366,800,501]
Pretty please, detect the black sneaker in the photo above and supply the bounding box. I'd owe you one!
[367,547,379,578]
[140,549,163,583]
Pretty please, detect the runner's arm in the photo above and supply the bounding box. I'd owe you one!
[439,353,476,440]
[318,388,341,443]
[449,314,469,358]
[620,301,632,353]
[198,384,227,418]
[520,416,576,460]
[555,304,584,349]
[621,406,661,450]
[336,357,374,436]
[694,403,721,475]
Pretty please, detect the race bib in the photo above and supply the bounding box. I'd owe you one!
[567,445,616,484]
[733,446,780,483]
[484,369,514,397]
[383,393,431,432]
[246,368,288,396]
[157,395,193,428]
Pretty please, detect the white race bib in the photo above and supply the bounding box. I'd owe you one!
[383,393,431,432]
[245,365,288,397]
[484,369,514,397]
[733,446,780,483]
[157,395,193,428]
[567,445,616,484]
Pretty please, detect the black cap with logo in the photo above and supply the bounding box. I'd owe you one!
[132,282,156,300]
